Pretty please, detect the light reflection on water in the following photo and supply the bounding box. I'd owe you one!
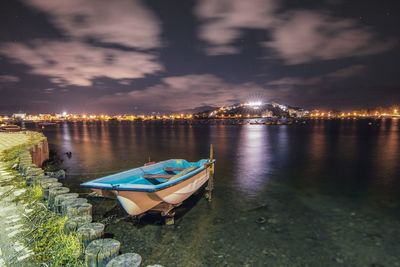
[31,119,400,266]
[236,125,270,196]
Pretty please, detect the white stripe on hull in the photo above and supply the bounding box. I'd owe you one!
[112,168,210,215]
[156,173,209,204]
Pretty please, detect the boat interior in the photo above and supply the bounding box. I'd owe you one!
[81,159,211,190]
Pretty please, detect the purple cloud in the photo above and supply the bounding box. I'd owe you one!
[95,74,275,112]
[268,64,369,87]
[0,41,163,86]
[196,0,394,63]
[268,77,322,86]
[0,0,164,87]
[195,0,277,55]
[326,64,368,80]
[25,0,161,49]
[0,75,20,83]
[266,11,394,64]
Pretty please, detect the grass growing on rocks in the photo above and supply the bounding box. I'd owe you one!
[1,132,44,158]
[16,184,85,266]
[1,133,84,267]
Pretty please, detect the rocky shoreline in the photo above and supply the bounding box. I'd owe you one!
[0,132,161,267]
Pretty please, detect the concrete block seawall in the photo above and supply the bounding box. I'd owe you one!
[0,131,163,267]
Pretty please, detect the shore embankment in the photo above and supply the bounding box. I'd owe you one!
[0,132,50,266]
[0,131,158,267]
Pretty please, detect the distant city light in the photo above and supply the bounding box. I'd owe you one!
[1,102,400,123]
[244,101,263,109]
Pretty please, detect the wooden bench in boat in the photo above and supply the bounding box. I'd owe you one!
[143,174,174,179]
[143,167,199,180]
[164,167,185,172]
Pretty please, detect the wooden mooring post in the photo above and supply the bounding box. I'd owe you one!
[205,144,215,202]
[85,238,121,267]
[61,197,88,216]
[54,193,79,214]
[66,202,93,217]
[64,215,93,233]
[77,222,105,247]
[42,182,63,200]
[48,186,70,210]
[149,202,179,225]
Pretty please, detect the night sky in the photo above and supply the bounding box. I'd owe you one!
[0,0,399,114]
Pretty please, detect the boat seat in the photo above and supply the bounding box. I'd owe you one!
[143,174,174,179]
[169,167,198,181]
[164,167,185,172]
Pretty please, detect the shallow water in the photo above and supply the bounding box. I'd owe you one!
[32,119,400,266]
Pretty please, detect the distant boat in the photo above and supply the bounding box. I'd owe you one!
[38,122,57,126]
[81,158,215,216]
[0,124,22,132]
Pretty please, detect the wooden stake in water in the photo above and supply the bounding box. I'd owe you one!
[205,144,214,202]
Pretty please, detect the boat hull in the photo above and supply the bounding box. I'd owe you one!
[95,167,210,215]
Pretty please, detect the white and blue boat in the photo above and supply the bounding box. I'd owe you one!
[81,158,215,215]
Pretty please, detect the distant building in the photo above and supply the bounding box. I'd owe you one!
[12,113,26,120]
[271,102,288,111]
[262,111,274,118]
[288,108,308,118]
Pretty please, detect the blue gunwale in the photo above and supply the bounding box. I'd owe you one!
[80,159,215,193]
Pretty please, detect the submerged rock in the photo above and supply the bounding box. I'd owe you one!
[333,257,344,264]
[370,263,385,267]
[267,218,278,224]
[255,217,266,224]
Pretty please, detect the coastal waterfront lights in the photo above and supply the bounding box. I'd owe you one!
[2,103,400,122]
[244,101,263,109]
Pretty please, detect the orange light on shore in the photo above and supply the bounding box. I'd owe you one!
[2,103,399,122]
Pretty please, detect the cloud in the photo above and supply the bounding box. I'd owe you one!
[0,75,20,83]
[0,41,163,86]
[268,64,368,87]
[195,0,277,55]
[25,0,161,49]
[0,0,164,86]
[43,88,55,93]
[204,45,240,56]
[265,11,394,64]
[96,74,273,112]
[326,64,367,80]
[196,1,394,62]
[268,77,322,86]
